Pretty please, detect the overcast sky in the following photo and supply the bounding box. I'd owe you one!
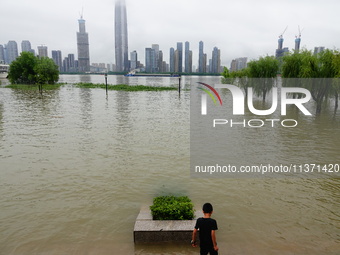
[1,0,339,68]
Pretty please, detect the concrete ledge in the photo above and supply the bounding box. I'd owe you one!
[134,205,197,243]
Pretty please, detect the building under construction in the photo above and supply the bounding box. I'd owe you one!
[275,26,289,58]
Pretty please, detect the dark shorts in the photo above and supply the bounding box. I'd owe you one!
[200,247,218,255]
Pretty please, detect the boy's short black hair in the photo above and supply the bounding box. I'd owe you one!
[202,203,213,213]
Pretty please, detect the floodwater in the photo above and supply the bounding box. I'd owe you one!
[0,75,339,255]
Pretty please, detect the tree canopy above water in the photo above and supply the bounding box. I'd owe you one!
[8,52,59,85]
[282,49,340,113]
[222,49,340,114]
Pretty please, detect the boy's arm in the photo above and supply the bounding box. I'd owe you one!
[191,228,198,247]
[211,230,219,251]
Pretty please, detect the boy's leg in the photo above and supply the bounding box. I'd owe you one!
[199,247,209,255]
[209,248,218,255]
[200,246,218,255]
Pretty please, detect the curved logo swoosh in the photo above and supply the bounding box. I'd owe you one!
[197,82,223,105]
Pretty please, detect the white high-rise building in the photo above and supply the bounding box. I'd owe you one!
[37,45,48,58]
[115,0,129,72]
[130,50,137,70]
[7,41,18,64]
[77,15,90,72]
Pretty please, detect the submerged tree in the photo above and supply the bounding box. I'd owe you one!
[247,56,279,102]
[229,68,250,97]
[8,52,59,86]
[34,57,59,85]
[8,52,37,84]
[221,66,232,84]
[331,50,340,111]
[282,49,340,113]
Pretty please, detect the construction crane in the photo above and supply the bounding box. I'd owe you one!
[279,26,288,39]
[277,26,288,51]
[296,25,304,38]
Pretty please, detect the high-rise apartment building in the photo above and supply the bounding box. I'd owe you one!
[174,50,179,73]
[275,36,288,58]
[314,46,325,55]
[198,41,205,73]
[230,57,247,72]
[152,44,160,72]
[211,47,221,73]
[21,40,32,52]
[176,42,183,73]
[37,45,48,57]
[63,57,69,72]
[77,15,90,72]
[130,50,138,70]
[68,54,76,72]
[52,50,63,71]
[158,50,164,72]
[295,37,301,53]
[185,41,192,73]
[0,45,5,63]
[145,48,156,73]
[115,0,129,72]
[203,54,207,73]
[169,47,175,73]
[7,41,18,64]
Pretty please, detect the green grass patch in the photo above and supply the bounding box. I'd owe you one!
[75,82,177,91]
[150,195,195,220]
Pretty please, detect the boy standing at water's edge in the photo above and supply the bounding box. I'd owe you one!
[191,203,219,255]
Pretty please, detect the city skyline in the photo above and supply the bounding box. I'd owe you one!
[0,37,222,73]
[0,0,339,67]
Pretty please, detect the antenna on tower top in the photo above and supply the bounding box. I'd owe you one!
[79,6,84,19]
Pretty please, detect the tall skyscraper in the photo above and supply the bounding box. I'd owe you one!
[68,54,76,72]
[230,57,247,72]
[115,0,129,72]
[275,36,288,58]
[130,50,138,70]
[203,54,207,73]
[52,50,63,71]
[0,45,5,63]
[145,48,156,73]
[185,41,192,73]
[21,40,35,55]
[152,44,160,72]
[7,41,18,64]
[211,47,221,73]
[176,42,183,73]
[174,49,179,73]
[63,57,69,72]
[37,45,48,57]
[169,47,175,73]
[77,15,90,72]
[21,40,32,52]
[294,37,301,53]
[158,50,164,72]
[198,41,205,73]
[314,46,325,55]
[3,45,8,64]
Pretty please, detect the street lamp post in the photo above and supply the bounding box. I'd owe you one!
[105,73,108,96]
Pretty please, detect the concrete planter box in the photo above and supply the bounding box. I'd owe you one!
[134,205,197,243]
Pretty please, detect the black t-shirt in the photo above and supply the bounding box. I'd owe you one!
[194,217,218,248]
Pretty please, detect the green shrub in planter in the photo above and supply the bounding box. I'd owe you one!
[150,195,195,220]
